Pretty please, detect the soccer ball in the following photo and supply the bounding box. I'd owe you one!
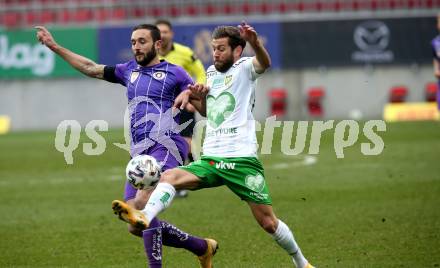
[126,155,161,190]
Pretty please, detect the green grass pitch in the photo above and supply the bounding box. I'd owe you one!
[0,121,439,267]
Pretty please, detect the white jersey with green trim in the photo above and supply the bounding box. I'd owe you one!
[203,57,262,157]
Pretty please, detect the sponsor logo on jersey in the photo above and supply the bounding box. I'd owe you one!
[207,92,236,129]
[153,71,166,80]
[215,161,236,170]
[211,77,224,89]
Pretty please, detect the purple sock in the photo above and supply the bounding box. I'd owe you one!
[160,220,208,256]
[142,217,162,268]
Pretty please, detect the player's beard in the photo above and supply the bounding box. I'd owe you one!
[214,54,234,73]
[135,48,157,66]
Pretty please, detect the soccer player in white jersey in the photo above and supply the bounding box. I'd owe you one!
[112,22,315,268]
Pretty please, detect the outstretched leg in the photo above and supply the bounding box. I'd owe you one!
[248,202,314,268]
[140,168,201,222]
[115,180,216,268]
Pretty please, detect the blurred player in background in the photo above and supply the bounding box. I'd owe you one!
[112,22,315,268]
[431,13,440,109]
[155,19,207,198]
[36,24,217,268]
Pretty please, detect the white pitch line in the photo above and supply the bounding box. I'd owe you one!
[266,155,318,169]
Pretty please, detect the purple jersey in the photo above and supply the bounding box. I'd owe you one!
[113,60,193,159]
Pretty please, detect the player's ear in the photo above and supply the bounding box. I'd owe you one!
[155,39,162,50]
[233,45,243,59]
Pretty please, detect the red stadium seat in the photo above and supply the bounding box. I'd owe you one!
[3,12,21,28]
[307,87,325,117]
[59,9,72,24]
[277,2,289,12]
[389,0,397,9]
[74,9,92,22]
[41,10,55,24]
[222,4,234,14]
[95,8,110,22]
[204,4,216,15]
[112,8,126,20]
[149,7,163,17]
[258,2,272,14]
[185,5,198,16]
[25,11,38,26]
[389,86,408,103]
[328,0,342,11]
[423,0,434,8]
[425,82,438,102]
[407,0,416,8]
[168,5,180,17]
[269,88,288,117]
[133,7,145,18]
[370,0,379,10]
[240,2,252,14]
[314,1,324,11]
[296,1,306,12]
[18,0,31,5]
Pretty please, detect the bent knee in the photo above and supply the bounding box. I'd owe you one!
[260,217,278,234]
[159,169,179,184]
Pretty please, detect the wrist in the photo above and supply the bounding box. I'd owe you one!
[50,43,61,53]
[249,38,262,49]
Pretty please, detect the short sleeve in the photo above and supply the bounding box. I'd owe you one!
[242,57,262,81]
[176,66,194,94]
[114,62,130,86]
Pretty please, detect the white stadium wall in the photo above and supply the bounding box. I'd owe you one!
[0,64,434,131]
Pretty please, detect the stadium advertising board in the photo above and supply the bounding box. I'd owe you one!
[0,28,97,79]
[98,22,281,69]
[282,16,437,68]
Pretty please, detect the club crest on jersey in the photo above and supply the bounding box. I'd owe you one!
[130,71,139,83]
[225,75,233,88]
[153,71,166,80]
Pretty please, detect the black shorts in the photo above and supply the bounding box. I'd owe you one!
[179,110,195,138]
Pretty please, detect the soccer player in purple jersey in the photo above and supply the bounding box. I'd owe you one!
[431,13,440,109]
[35,24,217,268]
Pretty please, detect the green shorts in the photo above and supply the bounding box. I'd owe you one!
[178,156,272,205]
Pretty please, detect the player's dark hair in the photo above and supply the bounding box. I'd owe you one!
[155,19,173,30]
[132,24,161,42]
[212,26,246,51]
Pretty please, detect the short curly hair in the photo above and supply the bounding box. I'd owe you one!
[212,26,246,51]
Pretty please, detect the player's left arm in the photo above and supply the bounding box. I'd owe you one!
[238,21,271,74]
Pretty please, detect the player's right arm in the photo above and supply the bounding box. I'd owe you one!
[35,26,105,79]
[174,84,208,117]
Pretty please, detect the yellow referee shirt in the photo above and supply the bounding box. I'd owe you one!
[159,42,206,84]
